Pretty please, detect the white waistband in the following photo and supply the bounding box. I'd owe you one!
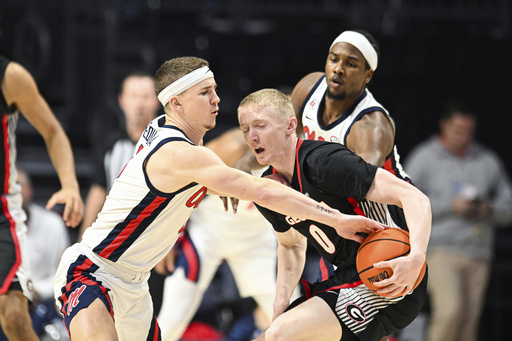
[77,243,149,283]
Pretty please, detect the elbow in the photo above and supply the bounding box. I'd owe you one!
[253,189,274,207]
[418,191,431,214]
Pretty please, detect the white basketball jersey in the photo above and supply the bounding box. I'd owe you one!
[301,76,409,227]
[302,76,390,145]
[81,115,207,272]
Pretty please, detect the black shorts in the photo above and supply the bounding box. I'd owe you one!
[290,267,428,341]
[0,211,21,294]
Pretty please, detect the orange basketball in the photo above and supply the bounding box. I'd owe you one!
[356,228,426,297]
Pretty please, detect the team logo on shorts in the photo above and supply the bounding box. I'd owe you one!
[345,303,366,323]
[67,285,86,315]
[330,136,339,143]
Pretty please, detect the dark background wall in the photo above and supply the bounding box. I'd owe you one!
[1,0,511,169]
[1,0,511,339]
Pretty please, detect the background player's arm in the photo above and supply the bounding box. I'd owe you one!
[204,127,248,167]
[146,142,384,242]
[364,168,431,296]
[1,61,83,227]
[345,111,395,167]
[78,184,107,240]
[273,228,308,321]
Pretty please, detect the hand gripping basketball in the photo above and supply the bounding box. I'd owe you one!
[356,228,426,297]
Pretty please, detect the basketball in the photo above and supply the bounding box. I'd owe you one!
[356,228,426,297]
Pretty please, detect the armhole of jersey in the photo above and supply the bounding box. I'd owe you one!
[142,136,197,197]
[343,106,386,146]
[300,75,325,118]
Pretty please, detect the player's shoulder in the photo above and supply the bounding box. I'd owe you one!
[295,72,324,90]
[291,72,325,113]
[299,140,351,165]
[301,139,348,153]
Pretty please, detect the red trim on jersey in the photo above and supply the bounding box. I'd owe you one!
[383,158,397,177]
[310,280,364,298]
[0,196,20,295]
[347,197,366,216]
[98,196,168,259]
[2,116,10,193]
[295,139,304,192]
[152,318,160,341]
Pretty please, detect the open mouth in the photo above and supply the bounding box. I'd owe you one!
[330,76,343,86]
[255,147,265,154]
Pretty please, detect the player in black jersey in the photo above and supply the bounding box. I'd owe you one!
[0,56,83,341]
[238,89,431,341]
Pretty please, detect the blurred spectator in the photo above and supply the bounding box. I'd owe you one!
[78,71,160,240]
[404,101,512,341]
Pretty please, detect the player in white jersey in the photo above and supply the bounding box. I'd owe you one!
[291,29,411,230]
[287,30,414,288]
[157,128,277,340]
[53,56,385,341]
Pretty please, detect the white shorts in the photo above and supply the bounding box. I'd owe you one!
[187,202,277,297]
[53,243,158,341]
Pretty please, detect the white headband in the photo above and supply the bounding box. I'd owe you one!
[330,31,378,71]
[157,66,214,106]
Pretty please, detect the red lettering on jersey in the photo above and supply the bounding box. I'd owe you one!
[186,186,207,208]
[67,285,86,315]
[303,126,325,141]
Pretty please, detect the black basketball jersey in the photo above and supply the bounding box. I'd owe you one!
[256,139,378,274]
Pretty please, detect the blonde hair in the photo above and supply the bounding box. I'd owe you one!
[238,89,294,122]
[154,57,209,96]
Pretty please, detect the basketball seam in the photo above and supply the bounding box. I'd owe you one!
[358,238,410,252]
[357,250,410,275]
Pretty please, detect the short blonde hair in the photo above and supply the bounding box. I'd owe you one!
[238,89,294,123]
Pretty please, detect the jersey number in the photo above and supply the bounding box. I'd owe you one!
[309,224,335,254]
[186,186,207,208]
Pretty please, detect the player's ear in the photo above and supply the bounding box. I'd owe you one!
[364,69,374,85]
[168,96,183,112]
[287,116,298,135]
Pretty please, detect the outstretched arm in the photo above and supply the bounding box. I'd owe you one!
[146,142,385,243]
[206,128,261,213]
[2,61,83,227]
